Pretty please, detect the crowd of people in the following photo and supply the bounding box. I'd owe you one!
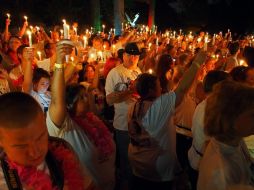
[0,15,254,190]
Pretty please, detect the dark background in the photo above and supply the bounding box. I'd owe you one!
[0,0,253,35]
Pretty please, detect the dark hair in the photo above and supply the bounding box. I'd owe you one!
[230,66,248,83]
[33,68,50,84]
[203,70,230,93]
[78,64,95,83]
[156,54,174,93]
[44,42,54,50]
[136,73,158,99]
[228,42,240,55]
[0,92,42,129]
[205,80,254,141]
[17,44,29,55]
[65,84,86,115]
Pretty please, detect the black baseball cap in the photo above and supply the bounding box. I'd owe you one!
[124,42,142,55]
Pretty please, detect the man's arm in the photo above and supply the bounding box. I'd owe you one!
[174,51,206,107]
[22,48,34,93]
[106,89,134,105]
[49,41,73,126]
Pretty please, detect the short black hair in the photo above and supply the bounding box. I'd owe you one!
[228,42,240,55]
[0,92,42,129]
[65,84,86,115]
[230,66,248,82]
[33,68,50,84]
[136,73,158,99]
[203,70,230,93]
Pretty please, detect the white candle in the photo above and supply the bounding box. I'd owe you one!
[121,23,124,31]
[148,69,153,74]
[60,29,63,38]
[113,28,116,34]
[156,37,159,46]
[212,34,216,45]
[90,53,95,61]
[148,43,152,51]
[103,44,106,51]
[173,31,176,38]
[62,20,70,39]
[83,36,87,48]
[204,36,208,51]
[102,25,105,33]
[37,51,42,61]
[24,16,28,23]
[112,44,116,54]
[6,13,10,19]
[27,30,32,47]
[71,56,74,62]
[73,27,77,35]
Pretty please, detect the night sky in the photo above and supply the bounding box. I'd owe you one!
[0,0,253,35]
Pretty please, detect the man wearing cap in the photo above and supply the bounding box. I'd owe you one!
[105,42,142,189]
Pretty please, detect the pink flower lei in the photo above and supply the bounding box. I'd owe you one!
[72,112,114,158]
[7,142,85,190]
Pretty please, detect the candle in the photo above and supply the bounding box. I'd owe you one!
[204,36,208,51]
[90,53,95,61]
[27,30,32,47]
[179,29,182,35]
[121,23,124,31]
[112,44,116,54]
[37,51,42,61]
[148,69,153,74]
[73,27,77,35]
[113,28,116,34]
[60,29,63,38]
[71,56,74,62]
[173,31,176,39]
[212,34,216,45]
[24,16,28,23]
[156,37,159,46]
[6,13,10,19]
[66,25,70,39]
[83,36,87,48]
[102,25,105,33]
[148,43,152,51]
[103,44,106,51]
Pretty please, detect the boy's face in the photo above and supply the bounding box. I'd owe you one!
[0,113,48,167]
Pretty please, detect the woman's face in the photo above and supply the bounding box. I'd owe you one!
[34,77,50,94]
[9,37,22,52]
[85,66,95,82]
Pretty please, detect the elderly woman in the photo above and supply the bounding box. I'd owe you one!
[197,80,254,190]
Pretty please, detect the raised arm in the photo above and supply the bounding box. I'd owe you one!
[22,48,34,93]
[4,19,11,42]
[19,21,28,38]
[174,51,207,107]
[49,40,73,126]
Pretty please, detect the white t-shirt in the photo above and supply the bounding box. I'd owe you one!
[46,112,116,190]
[188,99,209,170]
[128,92,181,181]
[105,64,141,131]
[197,138,254,190]
[31,90,51,112]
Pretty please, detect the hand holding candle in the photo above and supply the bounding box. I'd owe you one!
[27,30,32,47]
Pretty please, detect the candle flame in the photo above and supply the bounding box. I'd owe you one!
[6,13,10,19]
[148,69,153,74]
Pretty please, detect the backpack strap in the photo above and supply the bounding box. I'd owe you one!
[0,158,23,190]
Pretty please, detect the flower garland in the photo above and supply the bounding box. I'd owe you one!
[72,112,114,158]
[6,141,85,190]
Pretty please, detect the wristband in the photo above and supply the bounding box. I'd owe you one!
[54,63,65,69]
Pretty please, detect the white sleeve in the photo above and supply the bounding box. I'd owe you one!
[46,111,61,137]
[143,92,176,133]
